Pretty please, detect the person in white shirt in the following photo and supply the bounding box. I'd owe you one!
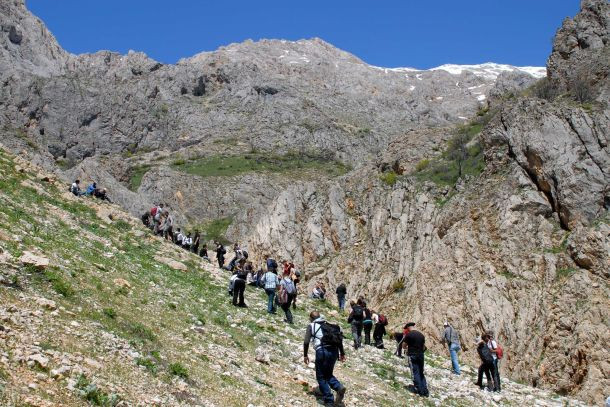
[486,330,501,392]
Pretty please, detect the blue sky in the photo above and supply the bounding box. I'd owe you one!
[27,0,579,69]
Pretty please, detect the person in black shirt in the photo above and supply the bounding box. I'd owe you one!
[303,311,346,407]
[215,241,226,269]
[404,322,429,397]
[232,262,248,307]
[335,283,347,310]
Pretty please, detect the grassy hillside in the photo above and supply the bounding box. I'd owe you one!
[0,147,585,406]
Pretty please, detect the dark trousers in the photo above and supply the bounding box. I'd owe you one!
[232,279,245,306]
[315,347,342,404]
[476,362,493,389]
[363,322,373,345]
[492,359,501,391]
[351,322,363,349]
[395,333,404,356]
[373,324,385,348]
[281,293,295,323]
[217,255,224,268]
[409,354,429,396]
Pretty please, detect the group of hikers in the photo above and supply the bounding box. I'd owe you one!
[81,192,505,405]
[140,203,214,259]
[70,179,112,202]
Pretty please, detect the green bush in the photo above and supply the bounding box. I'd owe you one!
[169,362,189,379]
[102,308,117,319]
[136,357,157,375]
[415,159,430,172]
[379,171,398,186]
[44,270,74,297]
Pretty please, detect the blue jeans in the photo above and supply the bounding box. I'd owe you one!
[337,294,346,310]
[409,354,429,396]
[315,347,342,404]
[449,343,461,374]
[265,288,276,313]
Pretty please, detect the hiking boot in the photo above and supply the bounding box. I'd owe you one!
[335,386,346,405]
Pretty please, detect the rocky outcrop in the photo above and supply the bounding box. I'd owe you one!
[547,0,609,100]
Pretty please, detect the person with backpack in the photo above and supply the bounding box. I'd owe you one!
[475,335,495,391]
[151,204,163,235]
[262,267,279,314]
[335,283,347,311]
[279,273,297,324]
[162,211,173,242]
[362,302,373,345]
[442,322,461,375]
[264,254,278,272]
[486,330,502,392]
[232,263,248,308]
[373,312,388,349]
[215,241,226,269]
[93,187,112,203]
[347,300,364,349]
[404,322,429,397]
[303,311,346,407]
[182,232,192,250]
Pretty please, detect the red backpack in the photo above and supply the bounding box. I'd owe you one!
[378,314,388,326]
[495,343,504,359]
[150,206,158,217]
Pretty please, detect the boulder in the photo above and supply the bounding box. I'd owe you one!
[154,256,188,271]
[19,252,49,269]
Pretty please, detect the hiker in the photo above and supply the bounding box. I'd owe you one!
[486,330,501,392]
[347,300,364,349]
[191,231,200,254]
[335,283,347,311]
[311,282,326,299]
[182,232,192,250]
[373,312,388,349]
[93,187,112,203]
[362,300,373,345]
[70,180,83,196]
[199,244,209,261]
[232,264,248,308]
[442,322,461,375]
[290,267,300,309]
[215,241,226,268]
[282,260,294,277]
[279,271,297,324]
[303,311,346,407]
[162,211,173,242]
[152,204,163,234]
[262,267,279,314]
[266,255,278,273]
[393,330,405,358]
[175,228,184,246]
[141,212,151,228]
[85,182,97,196]
[404,322,429,397]
[475,335,495,391]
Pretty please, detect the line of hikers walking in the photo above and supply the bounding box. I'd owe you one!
[136,200,503,405]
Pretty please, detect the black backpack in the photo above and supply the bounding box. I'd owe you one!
[319,322,343,348]
[352,305,364,321]
[269,259,278,270]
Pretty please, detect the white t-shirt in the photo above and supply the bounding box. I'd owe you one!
[487,339,498,360]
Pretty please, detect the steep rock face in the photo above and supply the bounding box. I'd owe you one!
[547,0,609,100]
[0,0,68,77]
[245,1,610,403]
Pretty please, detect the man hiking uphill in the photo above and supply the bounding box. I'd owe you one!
[404,322,429,397]
[442,321,461,375]
[303,311,347,407]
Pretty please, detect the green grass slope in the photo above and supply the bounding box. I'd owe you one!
[0,148,585,407]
